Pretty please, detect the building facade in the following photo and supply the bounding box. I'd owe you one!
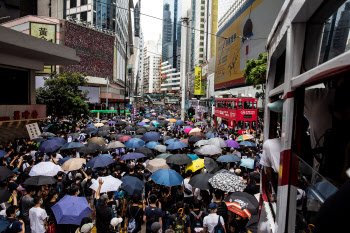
[143,40,161,94]
[161,60,180,104]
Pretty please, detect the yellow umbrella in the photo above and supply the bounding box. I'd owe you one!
[185,159,204,172]
[62,158,86,171]
[169,119,177,123]
[94,123,104,128]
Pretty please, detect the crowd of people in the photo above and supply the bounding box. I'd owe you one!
[0,106,264,233]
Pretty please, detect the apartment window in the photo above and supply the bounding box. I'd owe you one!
[201,0,205,3]
[201,12,205,16]
[199,48,204,52]
[200,36,204,40]
[81,0,88,6]
[200,18,204,22]
[200,24,204,28]
[81,11,87,21]
[71,13,77,19]
[200,42,204,46]
[199,54,204,58]
[70,0,77,8]
[201,6,205,10]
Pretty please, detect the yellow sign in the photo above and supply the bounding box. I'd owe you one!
[194,67,202,95]
[30,22,56,74]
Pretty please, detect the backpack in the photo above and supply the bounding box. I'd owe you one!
[190,211,203,233]
[1,218,16,233]
[183,180,192,196]
[213,216,225,233]
[56,180,65,199]
[84,178,93,197]
[172,214,187,233]
[146,207,159,226]
[127,206,140,233]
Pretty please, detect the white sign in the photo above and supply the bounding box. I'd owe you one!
[26,123,41,140]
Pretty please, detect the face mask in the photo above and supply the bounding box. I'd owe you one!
[13,177,17,181]
[15,211,20,217]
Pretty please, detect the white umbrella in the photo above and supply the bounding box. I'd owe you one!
[142,119,150,123]
[208,138,227,148]
[29,162,63,176]
[208,172,246,192]
[146,159,169,173]
[154,145,167,153]
[194,145,222,156]
[194,140,209,147]
[94,123,104,128]
[106,141,125,149]
[90,175,123,193]
[189,128,201,134]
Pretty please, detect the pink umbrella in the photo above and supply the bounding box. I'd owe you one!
[152,113,157,115]
[180,139,189,145]
[184,128,192,134]
[118,136,132,142]
[187,122,194,125]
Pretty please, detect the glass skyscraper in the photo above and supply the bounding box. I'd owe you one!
[162,0,182,72]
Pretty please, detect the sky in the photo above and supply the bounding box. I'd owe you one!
[140,0,163,43]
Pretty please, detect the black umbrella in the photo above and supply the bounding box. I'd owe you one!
[0,189,11,203]
[32,138,46,142]
[136,128,147,135]
[116,121,127,126]
[124,126,135,131]
[97,131,109,137]
[147,126,158,131]
[189,173,214,190]
[100,144,113,152]
[23,176,56,186]
[225,192,259,218]
[81,128,96,134]
[67,133,80,141]
[204,157,220,174]
[166,154,192,165]
[188,135,205,144]
[245,214,258,233]
[135,147,154,158]
[206,128,217,133]
[110,134,124,140]
[77,146,96,154]
[162,136,172,142]
[133,135,144,139]
[101,125,110,130]
[0,166,14,181]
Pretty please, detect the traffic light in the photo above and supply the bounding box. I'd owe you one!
[139,107,142,114]
[102,103,106,109]
[188,107,195,116]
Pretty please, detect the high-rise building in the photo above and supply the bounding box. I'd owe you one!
[143,41,161,94]
[0,0,37,23]
[162,0,182,73]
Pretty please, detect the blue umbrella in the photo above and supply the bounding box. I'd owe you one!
[239,141,257,147]
[305,182,338,203]
[32,138,46,142]
[206,133,215,138]
[86,124,95,128]
[145,114,151,117]
[51,195,92,225]
[60,142,84,150]
[175,120,184,125]
[121,152,145,160]
[145,141,161,149]
[240,158,255,169]
[51,137,66,145]
[0,150,7,158]
[166,141,188,150]
[107,121,116,124]
[142,132,161,142]
[86,156,114,168]
[124,138,145,149]
[100,154,113,159]
[217,154,241,163]
[151,169,184,186]
[164,139,179,145]
[183,126,193,129]
[121,176,144,195]
[38,140,61,153]
[138,122,147,126]
[58,157,73,165]
[187,154,199,161]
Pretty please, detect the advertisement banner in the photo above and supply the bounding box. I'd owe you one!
[30,22,56,74]
[194,67,202,95]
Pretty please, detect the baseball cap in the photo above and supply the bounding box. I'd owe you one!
[151,222,162,233]
[208,203,218,210]
[80,223,94,233]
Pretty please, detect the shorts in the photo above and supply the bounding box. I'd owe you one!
[86,195,94,206]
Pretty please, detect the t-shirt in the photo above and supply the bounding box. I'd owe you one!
[203,214,225,233]
[125,205,143,232]
[189,210,207,233]
[169,213,191,230]
[29,207,48,233]
[144,206,163,230]
[183,178,193,197]
[96,204,112,233]
[21,196,34,220]
[4,218,22,233]
[260,138,281,172]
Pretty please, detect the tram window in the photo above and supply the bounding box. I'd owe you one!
[237,121,244,130]
[253,102,257,109]
[245,101,252,109]
[251,121,256,130]
[234,101,237,110]
[238,101,243,109]
[245,121,250,130]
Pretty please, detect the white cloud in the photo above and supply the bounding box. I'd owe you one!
[140,0,163,42]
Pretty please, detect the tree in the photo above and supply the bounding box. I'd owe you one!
[243,53,267,99]
[36,72,90,119]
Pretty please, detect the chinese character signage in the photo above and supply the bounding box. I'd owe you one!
[26,123,41,140]
[30,22,56,74]
[194,67,202,95]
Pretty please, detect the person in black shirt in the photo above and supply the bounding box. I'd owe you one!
[124,194,144,233]
[95,179,113,233]
[189,199,207,233]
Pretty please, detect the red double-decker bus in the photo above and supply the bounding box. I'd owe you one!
[213,98,258,134]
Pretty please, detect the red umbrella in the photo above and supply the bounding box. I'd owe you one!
[118,136,132,142]
[180,139,189,145]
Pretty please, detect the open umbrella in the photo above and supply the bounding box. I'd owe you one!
[208,138,227,148]
[81,127,98,134]
[88,137,106,146]
[0,166,14,181]
[189,173,214,190]
[187,154,199,161]
[225,192,259,218]
[97,131,109,137]
[39,132,56,138]
[125,138,145,149]
[142,132,161,142]
[162,136,172,142]
[154,145,167,153]
[164,139,179,145]
[138,122,147,126]
[32,138,46,143]
[118,136,132,142]
[136,128,147,135]
[145,141,161,149]
[155,153,172,160]
[135,147,154,158]
[0,189,11,204]
[166,154,192,165]
[204,157,220,174]
[226,140,240,148]
[108,121,116,125]
[38,140,61,153]
[120,153,145,161]
[124,126,135,131]
[194,140,209,147]
[94,123,104,128]
[121,176,144,195]
[62,158,86,171]
[58,157,73,165]
[168,119,177,123]
[189,136,205,144]
[166,142,187,150]
[189,128,201,134]
[0,150,7,158]
[175,120,184,125]
[184,128,192,134]
[217,154,241,163]
[206,133,215,138]
[110,134,124,140]
[194,145,222,156]
[60,142,84,150]
[151,169,183,186]
[179,139,189,145]
[142,119,150,123]
[146,159,170,172]
[52,195,92,225]
[240,158,255,169]
[86,156,114,168]
[236,134,254,142]
[189,132,207,137]
[147,126,158,131]
[23,176,56,186]
[185,159,205,172]
[209,172,247,193]
[29,162,63,176]
[239,141,257,147]
[106,141,125,149]
[90,176,122,193]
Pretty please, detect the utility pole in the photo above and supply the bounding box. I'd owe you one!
[180,16,189,121]
[124,42,128,118]
[106,77,109,110]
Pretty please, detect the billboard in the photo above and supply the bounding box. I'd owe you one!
[194,67,202,95]
[214,0,283,90]
[30,22,56,74]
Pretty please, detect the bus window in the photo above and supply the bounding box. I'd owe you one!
[251,121,256,130]
[244,101,248,109]
[234,101,237,110]
[245,121,250,130]
[238,101,243,109]
[237,121,244,130]
[253,102,257,109]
